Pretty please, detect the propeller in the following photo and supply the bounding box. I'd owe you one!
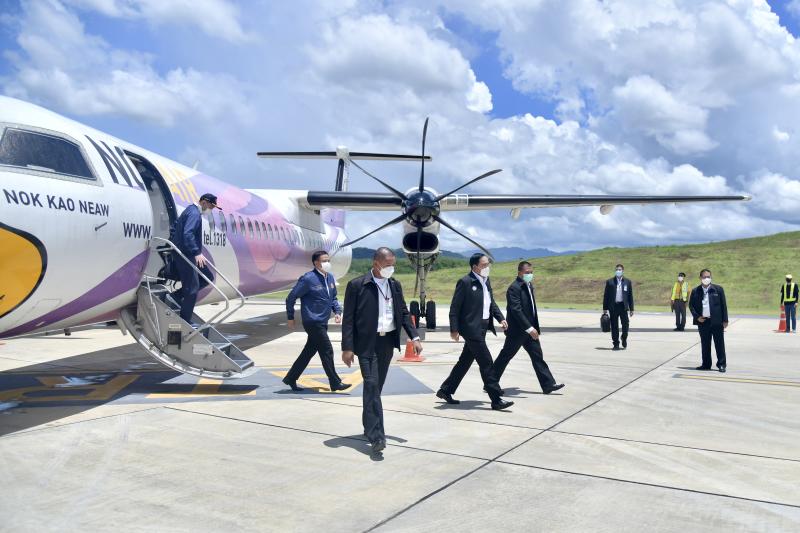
[340,117,501,262]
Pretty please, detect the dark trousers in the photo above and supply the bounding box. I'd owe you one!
[698,321,726,368]
[610,302,629,346]
[286,322,341,386]
[440,320,503,403]
[785,303,797,332]
[491,332,556,391]
[673,300,686,330]
[173,259,213,323]
[357,334,396,444]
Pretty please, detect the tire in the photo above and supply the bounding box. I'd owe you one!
[410,301,421,327]
[425,301,436,329]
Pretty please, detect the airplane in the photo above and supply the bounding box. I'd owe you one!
[0,97,750,379]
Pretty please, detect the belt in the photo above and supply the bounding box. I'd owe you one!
[378,329,396,337]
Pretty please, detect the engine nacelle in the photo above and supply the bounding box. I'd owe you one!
[401,220,440,256]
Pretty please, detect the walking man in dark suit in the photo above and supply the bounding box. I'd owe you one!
[491,261,564,394]
[603,263,634,350]
[284,250,350,392]
[689,269,728,372]
[341,247,422,453]
[437,253,514,410]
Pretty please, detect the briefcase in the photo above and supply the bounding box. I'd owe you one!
[600,313,611,333]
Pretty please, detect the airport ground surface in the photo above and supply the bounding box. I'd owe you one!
[1,302,799,532]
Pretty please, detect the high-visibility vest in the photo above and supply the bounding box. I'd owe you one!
[671,281,688,301]
[784,283,797,303]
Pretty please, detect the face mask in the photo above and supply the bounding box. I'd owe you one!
[615,270,623,277]
[480,267,490,278]
[379,266,394,278]
[678,276,684,282]
[320,261,332,273]
[201,207,210,215]
[701,277,712,286]
[522,273,534,283]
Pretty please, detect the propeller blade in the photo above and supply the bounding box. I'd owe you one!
[433,215,493,261]
[419,117,429,192]
[349,160,407,200]
[434,169,503,201]
[341,213,407,248]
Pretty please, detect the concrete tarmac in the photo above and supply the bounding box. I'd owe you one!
[1,302,798,532]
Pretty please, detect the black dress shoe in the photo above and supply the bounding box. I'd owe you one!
[371,439,386,453]
[718,366,726,373]
[543,383,565,394]
[436,389,460,405]
[282,378,303,391]
[622,339,627,348]
[612,345,621,351]
[491,400,514,410]
[695,366,712,371]
[330,382,352,391]
[484,386,505,396]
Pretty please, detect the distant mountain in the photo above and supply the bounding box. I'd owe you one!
[351,247,467,260]
[466,247,581,261]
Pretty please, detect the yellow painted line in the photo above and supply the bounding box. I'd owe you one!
[269,370,363,393]
[146,378,256,399]
[0,375,139,402]
[674,374,800,387]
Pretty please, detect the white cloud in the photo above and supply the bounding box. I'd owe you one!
[63,0,251,42]
[2,0,252,126]
[773,125,790,142]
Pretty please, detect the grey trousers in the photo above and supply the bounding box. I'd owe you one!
[357,334,396,444]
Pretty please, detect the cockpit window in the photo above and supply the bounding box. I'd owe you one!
[0,128,94,180]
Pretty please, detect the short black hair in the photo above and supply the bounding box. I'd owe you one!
[700,268,712,276]
[616,263,624,269]
[470,253,487,268]
[678,272,686,277]
[518,261,531,271]
[311,250,328,264]
[373,247,395,261]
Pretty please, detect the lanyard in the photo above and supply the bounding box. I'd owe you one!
[374,278,391,302]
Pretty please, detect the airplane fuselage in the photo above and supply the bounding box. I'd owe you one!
[0,96,350,339]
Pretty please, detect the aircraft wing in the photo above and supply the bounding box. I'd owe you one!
[305,191,751,211]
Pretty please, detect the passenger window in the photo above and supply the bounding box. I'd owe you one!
[267,223,273,239]
[239,216,246,235]
[208,211,216,232]
[255,220,262,239]
[279,227,286,242]
[220,213,227,233]
[229,214,237,234]
[0,128,94,180]
[247,219,254,239]
[261,222,267,239]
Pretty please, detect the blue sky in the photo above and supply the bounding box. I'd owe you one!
[3,0,800,252]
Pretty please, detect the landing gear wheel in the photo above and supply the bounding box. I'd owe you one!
[425,301,436,329]
[410,301,422,327]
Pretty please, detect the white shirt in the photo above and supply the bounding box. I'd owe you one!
[525,282,536,334]
[372,274,395,333]
[474,272,490,319]
[702,286,711,318]
[615,278,624,303]
[316,269,330,297]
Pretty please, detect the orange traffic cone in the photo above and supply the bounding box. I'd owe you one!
[398,315,425,362]
[776,305,786,333]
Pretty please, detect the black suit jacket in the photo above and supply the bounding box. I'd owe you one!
[603,277,634,312]
[505,277,540,336]
[341,272,417,356]
[689,284,728,326]
[449,272,505,339]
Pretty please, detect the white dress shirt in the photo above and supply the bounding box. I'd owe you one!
[702,287,711,318]
[474,272,490,319]
[525,282,536,334]
[615,278,624,303]
[373,274,395,333]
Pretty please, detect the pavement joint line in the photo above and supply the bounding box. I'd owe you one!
[162,405,495,462]
[0,406,165,439]
[299,397,549,432]
[493,460,800,510]
[548,429,800,464]
[366,340,702,532]
[673,373,800,387]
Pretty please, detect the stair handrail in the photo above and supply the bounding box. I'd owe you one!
[151,237,231,342]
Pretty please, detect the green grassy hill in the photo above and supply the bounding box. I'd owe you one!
[264,231,800,315]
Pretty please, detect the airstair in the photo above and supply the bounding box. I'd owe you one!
[119,237,256,379]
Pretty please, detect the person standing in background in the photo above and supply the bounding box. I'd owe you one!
[671,272,689,331]
[780,274,798,333]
